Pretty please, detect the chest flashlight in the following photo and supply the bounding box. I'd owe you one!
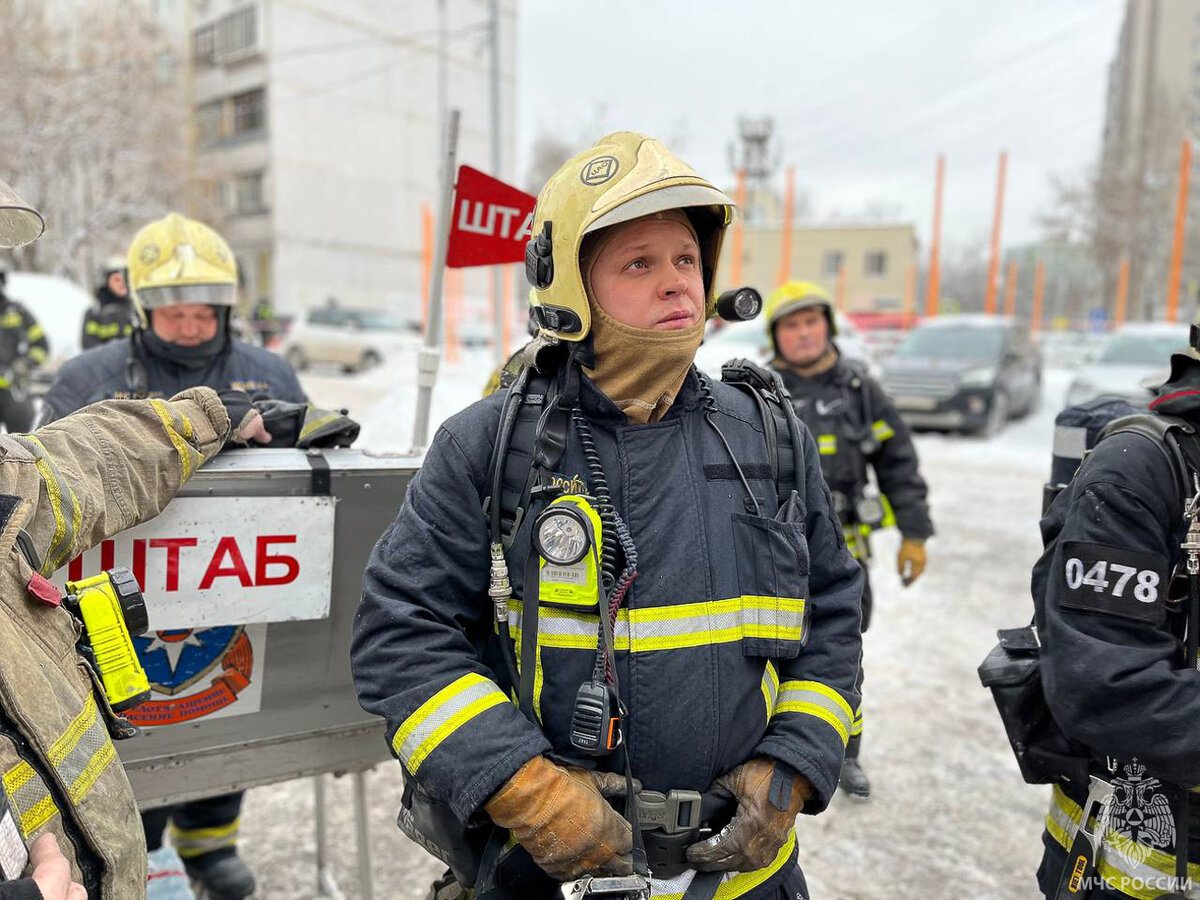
[64,568,152,713]
[533,495,602,610]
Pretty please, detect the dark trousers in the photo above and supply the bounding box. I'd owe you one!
[142,791,244,862]
[0,387,34,433]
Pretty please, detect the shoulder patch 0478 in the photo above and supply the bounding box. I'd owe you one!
[1057,540,1168,625]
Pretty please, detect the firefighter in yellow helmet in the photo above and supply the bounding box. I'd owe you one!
[42,213,307,899]
[0,177,270,900]
[760,280,932,799]
[353,133,863,899]
[42,213,306,423]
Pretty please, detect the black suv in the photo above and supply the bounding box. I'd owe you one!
[880,314,1041,436]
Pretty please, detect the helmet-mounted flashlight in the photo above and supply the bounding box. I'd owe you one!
[715,286,763,322]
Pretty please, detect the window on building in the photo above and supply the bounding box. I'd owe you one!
[822,250,844,277]
[194,99,225,146]
[233,171,267,215]
[232,89,265,136]
[217,6,258,57]
[864,250,887,278]
[193,24,215,66]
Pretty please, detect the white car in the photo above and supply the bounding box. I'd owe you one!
[693,314,876,380]
[281,306,419,373]
[1063,323,1187,408]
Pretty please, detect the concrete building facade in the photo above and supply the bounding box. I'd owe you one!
[720,224,918,313]
[182,0,517,321]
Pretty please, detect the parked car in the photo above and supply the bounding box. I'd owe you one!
[1062,322,1186,408]
[693,313,875,379]
[881,314,1042,436]
[281,306,418,372]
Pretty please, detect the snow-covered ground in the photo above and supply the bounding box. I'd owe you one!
[236,358,1072,899]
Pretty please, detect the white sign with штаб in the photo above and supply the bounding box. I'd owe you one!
[56,496,337,631]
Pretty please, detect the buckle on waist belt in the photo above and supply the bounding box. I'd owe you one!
[637,790,702,834]
[636,790,735,880]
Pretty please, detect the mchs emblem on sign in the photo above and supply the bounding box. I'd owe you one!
[127,625,258,727]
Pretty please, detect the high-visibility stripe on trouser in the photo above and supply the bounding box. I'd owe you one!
[150,399,202,483]
[650,827,797,899]
[774,680,854,747]
[2,762,59,837]
[11,434,81,574]
[392,673,510,774]
[171,819,240,859]
[1047,784,1198,899]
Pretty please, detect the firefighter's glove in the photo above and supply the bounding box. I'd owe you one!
[484,755,633,881]
[216,389,270,446]
[685,757,811,873]
[897,538,927,587]
[253,399,360,449]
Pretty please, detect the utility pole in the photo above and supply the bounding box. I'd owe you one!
[489,0,504,363]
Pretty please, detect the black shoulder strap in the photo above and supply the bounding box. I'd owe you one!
[1100,413,1197,507]
[484,368,553,548]
[719,358,807,509]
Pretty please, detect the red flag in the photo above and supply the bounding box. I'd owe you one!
[446,165,537,268]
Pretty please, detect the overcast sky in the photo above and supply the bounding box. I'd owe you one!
[516,0,1126,251]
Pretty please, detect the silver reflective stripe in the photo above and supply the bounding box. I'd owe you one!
[1048,785,1197,893]
[775,681,854,745]
[1053,425,1088,460]
[51,694,117,804]
[393,673,509,773]
[2,763,58,836]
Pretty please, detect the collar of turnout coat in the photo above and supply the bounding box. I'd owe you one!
[1150,348,1200,416]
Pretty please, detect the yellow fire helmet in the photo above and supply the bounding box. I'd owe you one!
[126,212,238,326]
[0,176,45,248]
[765,281,838,349]
[526,131,735,342]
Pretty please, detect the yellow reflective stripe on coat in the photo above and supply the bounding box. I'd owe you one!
[393,673,509,773]
[48,693,117,805]
[25,324,44,342]
[299,410,340,442]
[850,706,864,737]
[83,321,126,339]
[26,346,46,363]
[650,826,796,899]
[761,662,780,719]
[1047,784,1196,899]
[817,434,837,456]
[170,819,240,859]
[871,419,895,442]
[507,596,807,652]
[2,762,59,836]
[150,399,201,483]
[11,434,81,575]
[0,313,22,328]
[774,680,854,746]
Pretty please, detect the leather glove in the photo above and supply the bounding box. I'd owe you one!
[685,757,811,873]
[253,399,360,448]
[484,755,633,881]
[897,538,927,586]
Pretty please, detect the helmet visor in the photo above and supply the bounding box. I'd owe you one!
[0,179,45,248]
[136,283,237,309]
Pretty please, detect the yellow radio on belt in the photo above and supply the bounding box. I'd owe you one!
[64,568,152,713]
[533,495,602,609]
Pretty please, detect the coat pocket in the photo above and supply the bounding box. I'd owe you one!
[731,512,811,659]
